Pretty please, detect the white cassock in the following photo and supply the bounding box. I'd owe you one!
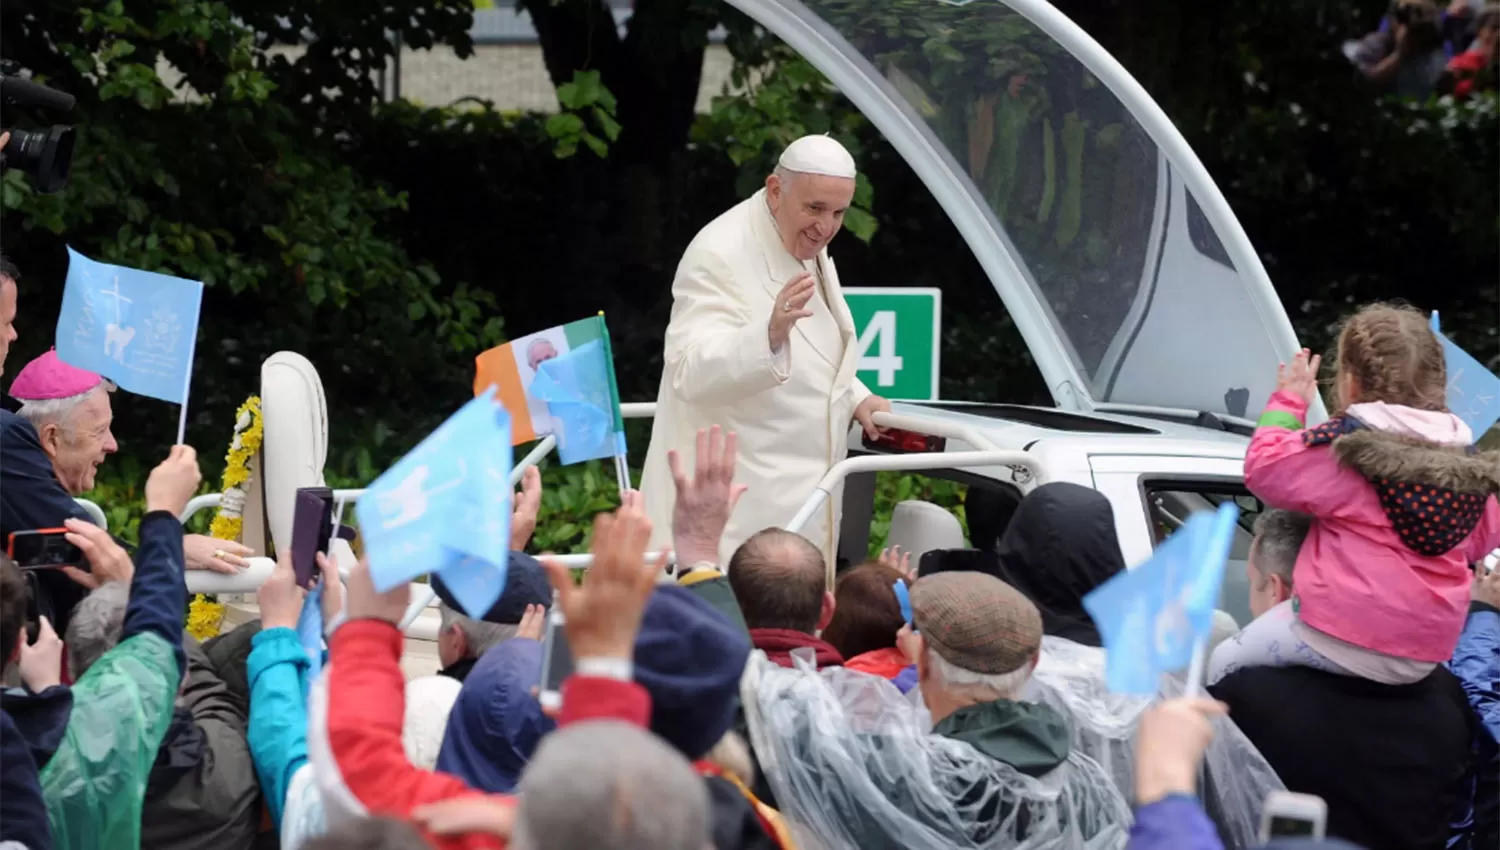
[640,188,870,575]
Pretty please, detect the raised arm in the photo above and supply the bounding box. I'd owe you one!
[121,446,202,678]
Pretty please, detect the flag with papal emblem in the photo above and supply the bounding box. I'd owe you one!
[55,247,203,404]
[355,389,514,617]
[1082,502,1239,694]
[1431,311,1500,441]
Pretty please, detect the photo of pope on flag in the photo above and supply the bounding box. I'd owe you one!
[474,314,627,466]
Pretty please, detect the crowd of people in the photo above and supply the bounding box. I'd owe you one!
[0,261,1497,850]
[1346,0,1500,99]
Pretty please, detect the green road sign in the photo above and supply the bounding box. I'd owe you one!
[842,287,941,401]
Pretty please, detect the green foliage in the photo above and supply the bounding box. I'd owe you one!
[546,70,622,159]
[3,0,501,464]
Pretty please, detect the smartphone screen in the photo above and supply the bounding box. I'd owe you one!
[538,611,573,711]
[1267,816,1318,838]
[290,487,335,588]
[8,530,85,570]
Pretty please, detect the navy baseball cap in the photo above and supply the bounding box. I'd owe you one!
[430,552,552,623]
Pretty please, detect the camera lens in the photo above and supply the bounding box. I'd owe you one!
[1,124,74,194]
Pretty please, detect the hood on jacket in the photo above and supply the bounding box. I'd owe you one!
[931,698,1071,778]
[436,637,553,794]
[1310,416,1500,556]
[749,628,844,670]
[638,586,753,761]
[993,482,1127,647]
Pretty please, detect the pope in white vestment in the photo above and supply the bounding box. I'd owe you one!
[641,136,890,577]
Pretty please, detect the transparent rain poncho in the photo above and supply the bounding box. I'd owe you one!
[1024,636,1286,849]
[741,651,1131,850]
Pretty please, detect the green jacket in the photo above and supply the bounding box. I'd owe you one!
[40,631,180,850]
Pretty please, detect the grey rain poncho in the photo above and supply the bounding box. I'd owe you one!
[1024,636,1286,849]
[741,650,1131,849]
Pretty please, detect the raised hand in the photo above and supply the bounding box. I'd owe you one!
[1275,348,1322,407]
[60,517,134,590]
[345,557,411,627]
[668,426,747,567]
[768,272,816,352]
[18,616,64,692]
[511,465,542,551]
[258,551,306,631]
[145,444,202,517]
[540,505,668,660]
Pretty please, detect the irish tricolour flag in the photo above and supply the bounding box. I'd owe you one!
[474,314,626,465]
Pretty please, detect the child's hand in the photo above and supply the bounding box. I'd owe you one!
[1276,349,1323,406]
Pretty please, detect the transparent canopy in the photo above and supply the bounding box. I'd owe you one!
[731,0,1309,419]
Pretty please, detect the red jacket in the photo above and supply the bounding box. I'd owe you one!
[324,620,651,850]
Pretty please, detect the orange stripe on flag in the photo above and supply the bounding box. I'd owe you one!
[475,344,535,444]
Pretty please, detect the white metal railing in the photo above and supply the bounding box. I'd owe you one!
[74,498,107,530]
[783,449,1041,534]
[162,402,1015,626]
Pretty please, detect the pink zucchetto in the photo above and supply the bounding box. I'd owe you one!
[9,349,103,401]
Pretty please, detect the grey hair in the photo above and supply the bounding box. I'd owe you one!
[512,720,710,850]
[18,381,117,434]
[1251,509,1311,589]
[926,648,1034,702]
[66,580,130,677]
[437,602,518,659]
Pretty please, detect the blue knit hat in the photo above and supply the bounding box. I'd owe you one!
[634,585,751,760]
[431,552,551,623]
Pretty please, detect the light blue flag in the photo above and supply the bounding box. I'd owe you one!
[1432,311,1500,440]
[296,583,324,700]
[529,339,622,465]
[1082,502,1239,695]
[56,247,204,404]
[356,389,513,618]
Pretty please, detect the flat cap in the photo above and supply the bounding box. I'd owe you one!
[911,572,1041,674]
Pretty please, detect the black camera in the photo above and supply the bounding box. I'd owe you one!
[0,65,76,194]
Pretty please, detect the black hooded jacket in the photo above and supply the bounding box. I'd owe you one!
[992,482,1127,646]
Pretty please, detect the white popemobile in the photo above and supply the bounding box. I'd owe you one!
[78,0,1333,632]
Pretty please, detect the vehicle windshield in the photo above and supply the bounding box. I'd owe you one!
[801,0,1286,417]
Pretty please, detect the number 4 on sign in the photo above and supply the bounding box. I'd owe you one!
[857,310,903,387]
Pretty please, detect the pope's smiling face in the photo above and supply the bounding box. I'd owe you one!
[766,170,856,261]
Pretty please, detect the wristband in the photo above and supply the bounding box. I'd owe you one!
[576,656,634,681]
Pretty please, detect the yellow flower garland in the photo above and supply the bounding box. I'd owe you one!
[186,396,265,642]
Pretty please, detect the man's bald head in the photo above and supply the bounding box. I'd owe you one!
[727,528,826,633]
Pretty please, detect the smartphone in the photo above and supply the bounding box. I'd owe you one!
[7,529,85,571]
[537,606,573,712]
[290,487,335,588]
[1259,791,1327,841]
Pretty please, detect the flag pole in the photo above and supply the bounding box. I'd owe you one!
[597,312,631,498]
[1183,635,1209,697]
[175,331,198,445]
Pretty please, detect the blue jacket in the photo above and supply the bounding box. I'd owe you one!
[2,685,74,771]
[1127,795,1222,850]
[245,627,312,829]
[0,410,94,635]
[1448,600,1500,848]
[436,637,554,793]
[2,708,52,850]
[1,681,75,847]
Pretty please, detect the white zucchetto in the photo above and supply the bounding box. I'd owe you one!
[777,134,857,179]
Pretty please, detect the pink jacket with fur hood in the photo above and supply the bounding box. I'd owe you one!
[1245,390,1500,662]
